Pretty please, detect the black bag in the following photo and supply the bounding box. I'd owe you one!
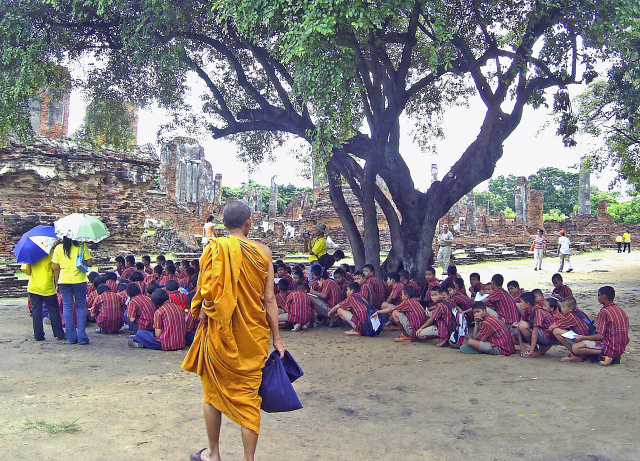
[355,295,384,336]
[574,310,597,335]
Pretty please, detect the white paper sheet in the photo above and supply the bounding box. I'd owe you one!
[371,315,381,331]
[561,330,578,340]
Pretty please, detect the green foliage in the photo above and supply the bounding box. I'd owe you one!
[528,167,580,216]
[590,187,621,214]
[221,182,312,213]
[608,198,640,224]
[543,209,568,221]
[503,207,516,218]
[73,98,137,151]
[23,419,80,435]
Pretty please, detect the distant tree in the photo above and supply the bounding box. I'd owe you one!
[528,167,580,216]
[608,198,640,224]
[589,187,621,214]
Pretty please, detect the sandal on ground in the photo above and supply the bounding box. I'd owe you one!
[560,354,584,362]
[599,355,621,366]
[436,339,449,347]
[383,325,401,331]
[344,329,360,336]
[190,448,208,461]
[394,334,412,342]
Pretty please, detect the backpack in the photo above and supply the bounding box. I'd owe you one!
[574,310,597,335]
[355,295,385,337]
[445,300,468,346]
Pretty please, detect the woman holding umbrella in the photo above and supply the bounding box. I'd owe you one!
[52,213,109,345]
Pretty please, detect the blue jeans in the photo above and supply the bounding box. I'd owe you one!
[30,293,65,340]
[133,330,162,350]
[123,311,138,333]
[59,282,89,344]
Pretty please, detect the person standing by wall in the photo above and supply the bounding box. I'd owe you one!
[52,237,93,345]
[303,222,327,278]
[531,229,547,271]
[623,230,631,253]
[436,224,454,276]
[557,230,573,273]
[202,215,216,246]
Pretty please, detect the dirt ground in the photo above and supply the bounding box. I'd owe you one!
[1,250,639,461]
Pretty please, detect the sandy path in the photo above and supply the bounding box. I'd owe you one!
[0,250,638,461]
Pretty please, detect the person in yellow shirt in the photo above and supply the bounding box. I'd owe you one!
[22,246,65,341]
[52,237,93,345]
[303,222,327,280]
[623,230,631,253]
[182,200,284,461]
[616,235,623,253]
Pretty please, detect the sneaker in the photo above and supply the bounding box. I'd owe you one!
[128,339,144,348]
[128,335,136,340]
[566,268,573,273]
[95,329,107,334]
[534,268,538,271]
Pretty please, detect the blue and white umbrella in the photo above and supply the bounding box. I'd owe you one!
[13,225,59,265]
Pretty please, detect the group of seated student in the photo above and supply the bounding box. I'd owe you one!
[79,254,202,351]
[273,260,630,366]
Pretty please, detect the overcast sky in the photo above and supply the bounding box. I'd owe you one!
[67,80,620,194]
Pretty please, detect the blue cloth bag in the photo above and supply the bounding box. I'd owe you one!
[259,350,303,413]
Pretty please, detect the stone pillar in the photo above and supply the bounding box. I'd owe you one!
[29,86,71,140]
[527,190,544,230]
[256,186,263,212]
[214,174,222,205]
[578,159,591,215]
[451,201,460,232]
[242,184,249,202]
[466,191,476,233]
[515,176,528,224]
[269,175,278,219]
[248,188,256,211]
[430,164,438,186]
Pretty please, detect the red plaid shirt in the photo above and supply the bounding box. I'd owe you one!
[388,282,404,305]
[554,310,590,336]
[335,295,369,333]
[359,283,373,306]
[484,287,520,324]
[86,290,98,311]
[94,291,126,332]
[133,281,147,296]
[552,284,573,300]
[406,280,420,293]
[449,292,474,323]
[159,274,179,286]
[276,289,293,310]
[532,308,555,341]
[430,302,454,340]
[106,279,118,292]
[121,267,134,280]
[335,278,349,297]
[127,294,157,330]
[285,291,314,325]
[366,276,386,309]
[87,283,96,297]
[469,282,484,299]
[596,303,630,358]
[144,274,161,284]
[154,302,186,350]
[477,314,516,355]
[280,273,294,289]
[395,298,427,339]
[421,278,441,305]
[344,272,354,283]
[320,278,345,308]
[144,264,154,275]
[510,288,524,303]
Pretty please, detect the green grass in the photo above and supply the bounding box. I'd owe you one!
[23,419,80,435]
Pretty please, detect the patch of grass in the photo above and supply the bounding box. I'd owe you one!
[23,419,80,435]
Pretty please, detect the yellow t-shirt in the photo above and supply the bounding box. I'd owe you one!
[623,232,631,243]
[52,243,92,284]
[309,237,327,262]
[22,254,56,296]
[616,236,623,243]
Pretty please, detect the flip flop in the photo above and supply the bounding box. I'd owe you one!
[460,345,481,354]
[344,329,361,336]
[190,448,207,461]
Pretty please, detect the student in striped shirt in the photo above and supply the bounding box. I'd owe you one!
[124,283,157,333]
[374,285,427,342]
[571,286,630,365]
[551,273,573,300]
[363,264,386,310]
[507,280,524,303]
[381,272,404,308]
[530,228,547,271]
[399,270,420,294]
[518,293,557,358]
[466,302,516,355]
[129,289,186,350]
[328,282,370,336]
[92,284,126,334]
[549,296,591,361]
[415,286,454,347]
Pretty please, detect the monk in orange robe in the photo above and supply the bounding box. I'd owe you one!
[182,200,285,461]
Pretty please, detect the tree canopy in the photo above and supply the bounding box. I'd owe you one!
[1,0,636,274]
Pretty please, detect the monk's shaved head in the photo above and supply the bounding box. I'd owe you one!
[223,200,251,229]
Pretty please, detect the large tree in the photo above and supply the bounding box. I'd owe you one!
[0,0,632,275]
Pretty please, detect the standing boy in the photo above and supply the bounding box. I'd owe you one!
[557,230,573,272]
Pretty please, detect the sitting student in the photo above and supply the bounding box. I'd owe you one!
[166,280,187,308]
[124,283,157,333]
[363,264,386,310]
[121,255,136,280]
[549,296,592,361]
[104,271,118,291]
[87,271,99,296]
[468,272,484,299]
[415,286,454,347]
[381,272,404,309]
[354,271,373,306]
[447,279,474,325]
[156,255,166,273]
[309,265,345,319]
[419,266,441,306]
[440,265,463,292]
[145,265,164,284]
[399,270,420,293]
[518,295,556,357]
[465,302,516,356]
[117,280,130,300]
[181,266,195,289]
[129,289,186,350]
[146,280,162,297]
[135,262,145,273]
[159,264,179,285]
[507,280,524,303]
[375,286,428,342]
[276,263,294,288]
[190,259,200,276]
[275,279,293,312]
[340,263,355,282]
[551,273,573,301]
[284,283,315,332]
[332,268,349,297]
[92,283,126,334]
[86,275,107,315]
[141,255,154,275]
[184,291,198,345]
[571,286,630,366]
[482,274,520,325]
[531,288,545,308]
[328,282,371,336]
[115,255,126,277]
[128,271,147,297]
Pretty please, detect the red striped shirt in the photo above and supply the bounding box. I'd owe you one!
[533,235,547,249]
[320,278,345,308]
[406,280,420,293]
[484,288,520,324]
[121,267,134,280]
[553,284,573,300]
[388,282,404,304]
[421,278,441,305]
[532,308,555,341]
[395,298,428,339]
[159,274,179,286]
[344,272,354,283]
[359,283,373,306]
[335,278,349,297]
[106,279,118,292]
[94,291,126,332]
[477,314,516,355]
[127,294,157,330]
[366,276,386,309]
[285,291,314,325]
[430,302,454,340]
[510,288,524,303]
[144,264,154,275]
[275,289,293,310]
[449,292,474,324]
[554,311,590,336]
[154,302,186,350]
[86,290,98,311]
[596,303,630,358]
[334,295,369,333]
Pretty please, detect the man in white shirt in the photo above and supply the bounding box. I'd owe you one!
[437,224,454,275]
[557,230,573,272]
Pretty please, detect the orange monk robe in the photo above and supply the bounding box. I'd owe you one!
[182,236,270,434]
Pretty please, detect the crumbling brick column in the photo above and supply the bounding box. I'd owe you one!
[527,189,544,230]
